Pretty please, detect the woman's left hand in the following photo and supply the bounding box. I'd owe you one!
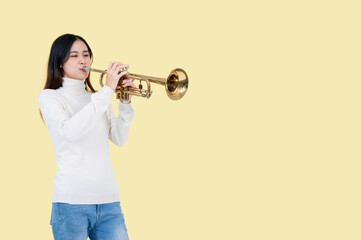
[121,75,136,104]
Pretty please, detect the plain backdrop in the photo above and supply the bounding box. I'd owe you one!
[0,0,361,239]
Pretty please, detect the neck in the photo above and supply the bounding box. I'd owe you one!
[60,77,88,94]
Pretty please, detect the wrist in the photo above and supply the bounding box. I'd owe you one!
[105,83,116,92]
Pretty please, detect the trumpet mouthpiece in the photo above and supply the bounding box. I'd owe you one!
[82,66,90,72]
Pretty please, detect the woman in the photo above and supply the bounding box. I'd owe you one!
[38,33,135,240]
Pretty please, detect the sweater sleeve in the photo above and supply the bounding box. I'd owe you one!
[38,86,115,142]
[107,102,134,146]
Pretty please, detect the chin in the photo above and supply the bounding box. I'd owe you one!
[65,72,89,80]
[76,74,88,80]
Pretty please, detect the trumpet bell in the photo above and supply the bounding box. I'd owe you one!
[166,68,189,100]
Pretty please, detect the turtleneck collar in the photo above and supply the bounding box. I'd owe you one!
[60,77,88,95]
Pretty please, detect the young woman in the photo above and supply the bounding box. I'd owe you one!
[38,33,135,240]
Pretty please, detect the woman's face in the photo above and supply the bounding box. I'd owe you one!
[62,40,91,80]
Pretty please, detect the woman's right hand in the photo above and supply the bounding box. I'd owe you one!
[105,61,130,91]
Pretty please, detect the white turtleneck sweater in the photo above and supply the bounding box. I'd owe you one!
[38,77,134,204]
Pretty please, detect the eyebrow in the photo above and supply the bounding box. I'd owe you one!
[70,50,89,53]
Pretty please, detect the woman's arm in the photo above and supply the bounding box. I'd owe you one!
[38,86,114,142]
[107,102,134,146]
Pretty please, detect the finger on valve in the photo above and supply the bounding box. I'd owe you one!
[122,81,135,88]
[116,64,129,74]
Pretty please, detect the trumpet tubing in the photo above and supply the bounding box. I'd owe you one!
[82,66,188,101]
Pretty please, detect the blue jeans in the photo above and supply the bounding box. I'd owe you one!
[50,202,129,240]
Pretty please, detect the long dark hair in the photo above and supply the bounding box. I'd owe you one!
[43,33,96,92]
[40,34,96,122]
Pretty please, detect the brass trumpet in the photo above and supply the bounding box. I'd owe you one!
[82,66,188,101]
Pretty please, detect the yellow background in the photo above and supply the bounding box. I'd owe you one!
[0,0,360,239]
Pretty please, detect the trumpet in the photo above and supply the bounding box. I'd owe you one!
[82,66,188,101]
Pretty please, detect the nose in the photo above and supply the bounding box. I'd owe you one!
[79,55,86,65]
